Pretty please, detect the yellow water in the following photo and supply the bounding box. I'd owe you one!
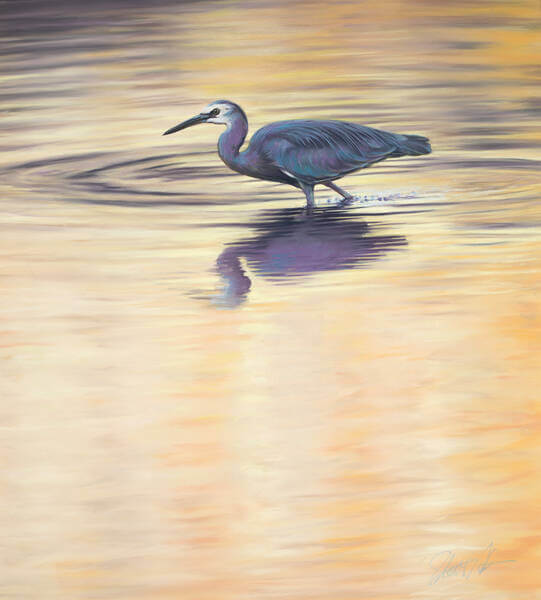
[1,1,540,598]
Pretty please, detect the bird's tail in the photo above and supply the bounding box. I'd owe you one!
[397,134,431,156]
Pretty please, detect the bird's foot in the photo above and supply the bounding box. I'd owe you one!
[301,204,315,217]
[338,195,355,207]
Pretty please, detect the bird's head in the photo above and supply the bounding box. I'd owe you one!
[163,100,246,135]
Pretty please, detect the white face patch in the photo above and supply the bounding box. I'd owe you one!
[203,102,234,126]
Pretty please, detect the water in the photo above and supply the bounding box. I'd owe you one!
[1,1,540,598]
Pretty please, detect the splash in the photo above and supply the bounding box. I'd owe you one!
[325,191,419,207]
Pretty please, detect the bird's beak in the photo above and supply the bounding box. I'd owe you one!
[162,113,209,136]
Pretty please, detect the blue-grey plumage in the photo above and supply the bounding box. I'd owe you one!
[163,100,431,206]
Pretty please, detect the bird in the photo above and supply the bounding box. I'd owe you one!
[163,100,431,206]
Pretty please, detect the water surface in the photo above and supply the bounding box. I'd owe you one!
[1,1,540,598]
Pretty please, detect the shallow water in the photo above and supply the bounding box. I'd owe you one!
[1,1,540,598]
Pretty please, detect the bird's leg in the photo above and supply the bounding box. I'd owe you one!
[324,181,354,202]
[299,182,315,208]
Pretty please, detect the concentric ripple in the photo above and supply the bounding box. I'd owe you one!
[3,150,247,207]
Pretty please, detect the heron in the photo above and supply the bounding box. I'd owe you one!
[163,100,431,206]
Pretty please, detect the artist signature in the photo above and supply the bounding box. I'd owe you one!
[429,542,515,585]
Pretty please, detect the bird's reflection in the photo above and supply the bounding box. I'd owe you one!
[213,205,407,307]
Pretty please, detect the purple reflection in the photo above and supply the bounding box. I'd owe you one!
[214,206,407,306]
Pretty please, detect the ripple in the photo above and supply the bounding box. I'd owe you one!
[3,150,254,207]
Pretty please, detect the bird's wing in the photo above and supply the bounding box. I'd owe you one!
[256,120,400,184]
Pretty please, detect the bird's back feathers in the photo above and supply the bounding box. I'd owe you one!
[247,120,430,184]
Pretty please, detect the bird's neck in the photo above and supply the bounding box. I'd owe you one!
[218,114,248,172]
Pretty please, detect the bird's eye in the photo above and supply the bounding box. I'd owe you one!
[209,108,220,117]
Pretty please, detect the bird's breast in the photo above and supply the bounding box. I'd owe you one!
[223,149,296,185]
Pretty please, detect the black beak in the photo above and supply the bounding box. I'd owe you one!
[162,113,209,135]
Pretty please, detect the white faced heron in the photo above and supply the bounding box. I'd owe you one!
[163,100,431,206]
